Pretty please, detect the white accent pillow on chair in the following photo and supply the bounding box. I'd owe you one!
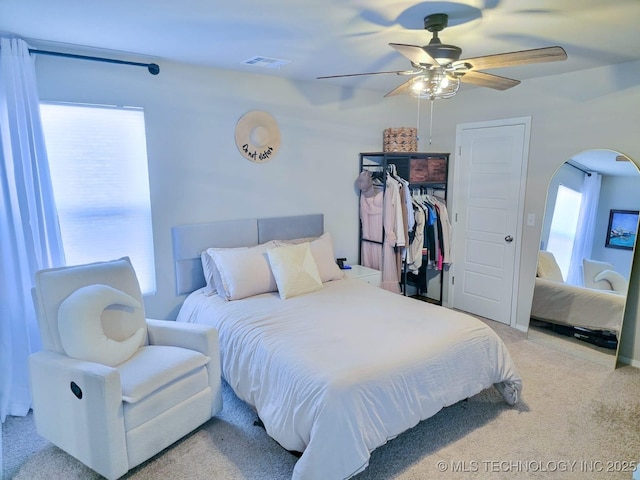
[583,258,615,290]
[58,284,146,366]
[594,270,628,294]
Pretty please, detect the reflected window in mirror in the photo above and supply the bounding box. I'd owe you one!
[546,184,582,282]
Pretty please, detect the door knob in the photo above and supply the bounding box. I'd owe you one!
[505,235,514,243]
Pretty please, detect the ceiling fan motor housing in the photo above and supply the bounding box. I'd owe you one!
[424,44,462,65]
[423,14,462,64]
[424,13,449,32]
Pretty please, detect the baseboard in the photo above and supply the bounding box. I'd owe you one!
[617,355,640,368]
[514,324,528,333]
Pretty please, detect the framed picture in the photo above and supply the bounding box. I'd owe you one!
[605,209,639,250]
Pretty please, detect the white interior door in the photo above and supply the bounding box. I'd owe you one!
[452,118,529,325]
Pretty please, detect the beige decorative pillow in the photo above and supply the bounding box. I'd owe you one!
[277,232,344,283]
[267,242,323,299]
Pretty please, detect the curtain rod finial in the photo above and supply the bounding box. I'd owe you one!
[148,63,160,75]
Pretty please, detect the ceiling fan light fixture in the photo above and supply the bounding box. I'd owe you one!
[409,70,459,100]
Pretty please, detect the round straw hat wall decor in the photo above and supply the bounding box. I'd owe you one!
[235,110,281,163]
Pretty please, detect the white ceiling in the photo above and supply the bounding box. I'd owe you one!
[571,150,639,178]
[1,0,640,97]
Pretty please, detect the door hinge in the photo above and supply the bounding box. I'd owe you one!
[451,276,455,285]
[455,213,458,222]
[458,145,462,156]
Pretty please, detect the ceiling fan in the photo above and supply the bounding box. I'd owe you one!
[318,13,567,99]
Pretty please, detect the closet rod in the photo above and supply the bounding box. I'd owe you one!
[566,160,592,177]
[29,49,160,75]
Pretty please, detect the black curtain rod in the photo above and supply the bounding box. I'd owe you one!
[566,160,592,177]
[29,49,160,75]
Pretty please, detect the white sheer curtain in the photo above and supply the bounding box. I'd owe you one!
[566,172,602,286]
[0,37,65,422]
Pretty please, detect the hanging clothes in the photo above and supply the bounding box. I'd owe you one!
[431,195,452,266]
[357,169,401,294]
[357,152,450,303]
[385,170,408,282]
[407,189,452,273]
[382,176,402,293]
[357,170,384,271]
[406,199,426,274]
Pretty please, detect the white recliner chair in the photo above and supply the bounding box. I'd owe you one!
[29,257,222,479]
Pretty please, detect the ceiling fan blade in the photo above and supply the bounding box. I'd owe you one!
[460,46,567,71]
[389,43,438,66]
[317,70,411,79]
[384,78,414,97]
[459,71,521,90]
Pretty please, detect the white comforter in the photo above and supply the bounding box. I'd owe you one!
[177,278,522,480]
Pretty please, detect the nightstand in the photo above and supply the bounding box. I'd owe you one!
[344,265,381,287]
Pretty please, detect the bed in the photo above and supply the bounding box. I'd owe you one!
[531,251,626,334]
[531,277,625,334]
[173,214,523,480]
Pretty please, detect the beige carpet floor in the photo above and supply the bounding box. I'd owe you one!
[3,319,640,480]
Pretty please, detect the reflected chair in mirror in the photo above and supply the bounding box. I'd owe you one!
[29,257,222,480]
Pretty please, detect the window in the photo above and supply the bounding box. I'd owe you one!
[40,103,156,294]
[546,185,583,281]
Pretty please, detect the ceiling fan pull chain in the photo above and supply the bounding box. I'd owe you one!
[416,96,421,145]
[429,99,434,145]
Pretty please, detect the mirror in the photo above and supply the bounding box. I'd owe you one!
[527,149,639,368]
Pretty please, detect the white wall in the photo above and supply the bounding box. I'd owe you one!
[34,55,420,319]
[593,175,640,279]
[34,54,640,364]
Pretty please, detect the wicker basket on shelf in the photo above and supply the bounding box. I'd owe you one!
[383,127,417,152]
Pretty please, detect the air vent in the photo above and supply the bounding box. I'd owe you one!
[242,56,291,69]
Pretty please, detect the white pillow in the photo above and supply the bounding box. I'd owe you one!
[201,241,277,297]
[201,246,245,296]
[210,242,278,300]
[583,258,615,290]
[308,233,345,283]
[201,249,220,296]
[267,243,323,299]
[594,269,628,294]
[58,284,146,366]
[537,251,564,283]
[276,235,318,245]
[277,232,344,283]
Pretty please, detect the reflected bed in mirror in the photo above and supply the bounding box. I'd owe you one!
[528,149,639,369]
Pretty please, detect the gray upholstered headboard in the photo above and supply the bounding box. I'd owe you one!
[172,214,324,295]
